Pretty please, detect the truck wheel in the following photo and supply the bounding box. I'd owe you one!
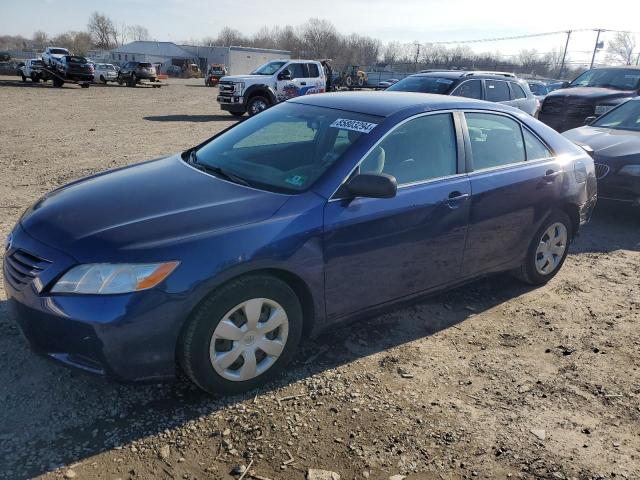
[31,75,40,83]
[247,96,270,116]
[21,74,26,82]
[52,76,64,88]
[357,77,365,88]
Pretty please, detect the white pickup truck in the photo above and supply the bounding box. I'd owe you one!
[217,59,326,117]
[20,58,44,82]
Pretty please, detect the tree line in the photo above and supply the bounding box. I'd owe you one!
[1,13,637,79]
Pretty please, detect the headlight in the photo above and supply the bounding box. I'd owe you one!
[233,82,245,94]
[51,262,178,294]
[594,104,614,115]
[619,164,640,177]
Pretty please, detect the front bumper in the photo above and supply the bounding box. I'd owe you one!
[217,94,245,113]
[3,225,187,382]
[597,170,640,205]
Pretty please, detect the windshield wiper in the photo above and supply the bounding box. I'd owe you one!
[187,150,251,187]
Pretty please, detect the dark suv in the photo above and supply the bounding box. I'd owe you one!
[117,62,157,86]
[55,55,94,82]
[538,67,640,132]
[386,71,539,116]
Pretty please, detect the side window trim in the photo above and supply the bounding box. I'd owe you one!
[460,110,555,173]
[329,110,467,201]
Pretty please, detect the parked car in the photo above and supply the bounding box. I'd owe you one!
[386,71,539,116]
[15,61,25,76]
[20,59,44,82]
[55,55,94,82]
[205,63,227,86]
[528,81,549,99]
[4,92,596,395]
[378,78,400,89]
[41,46,70,67]
[166,65,182,77]
[538,67,640,132]
[564,97,640,207]
[117,61,157,86]
[93,63,118,84]
[217,59,326,116]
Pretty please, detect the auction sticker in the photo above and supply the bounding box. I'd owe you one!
[330,119,378,133]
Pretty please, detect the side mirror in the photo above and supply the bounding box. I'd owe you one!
[278,69,292,81]
[584,116,597,125]
[561,81,570,89]
[346,173,397,199]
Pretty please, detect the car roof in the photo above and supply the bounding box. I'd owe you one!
[411,70,519,80]
[289,91,515,117]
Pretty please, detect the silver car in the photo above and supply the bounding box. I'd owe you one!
[386,70,539,116]
[94,63,118,84]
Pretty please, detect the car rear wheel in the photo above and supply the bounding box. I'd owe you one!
[178,275,303,395]
[247,96,270,116]
[513,210,572,285]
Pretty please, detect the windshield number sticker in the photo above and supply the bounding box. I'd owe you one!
[285,175,307,187]
[330,119,378,134]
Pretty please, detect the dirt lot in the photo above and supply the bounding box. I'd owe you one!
[0,75,639,480]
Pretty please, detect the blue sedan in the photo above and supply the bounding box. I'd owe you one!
[4,92,597,394]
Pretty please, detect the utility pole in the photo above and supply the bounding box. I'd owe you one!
[636,51,640,66]
[559,30,571,79]
[413,41,421,72]
[590,29,604,69]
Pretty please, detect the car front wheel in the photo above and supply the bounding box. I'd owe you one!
[178,275,303,395]
[514,210,572,285]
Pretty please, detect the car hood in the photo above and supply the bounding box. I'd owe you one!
[20,155,288,258]
[546,86,636,103]
[563,127,640,165]
[221,74,272,83]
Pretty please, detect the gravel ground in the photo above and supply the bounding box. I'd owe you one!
[0,75,639,480]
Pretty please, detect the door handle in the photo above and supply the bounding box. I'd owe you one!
[447,191,470,208]
[300,82,307,85]
[543,169,561,182]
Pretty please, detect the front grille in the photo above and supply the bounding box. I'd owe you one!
[541,97,564,114]
[541,97,594,118]
[566,103,594,117]
[218,81,235,94]
[594,163,610,180]
[4,249,51,289]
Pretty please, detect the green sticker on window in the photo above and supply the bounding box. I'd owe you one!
[285,175,307,187]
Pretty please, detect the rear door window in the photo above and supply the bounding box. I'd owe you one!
[510,83,527,99]
[485,80,510,102]
[466,113,526,170]
[523,129,552,160]
[288,63,306,79]
[452,80,483,99]
[306,63,320,78]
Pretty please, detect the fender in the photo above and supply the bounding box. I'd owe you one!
[243,84,277,107]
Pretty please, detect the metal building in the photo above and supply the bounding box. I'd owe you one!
[110,41,290,75]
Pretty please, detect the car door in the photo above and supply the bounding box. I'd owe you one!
[461,111,564,276]
[276,62,307,101]
[323,112,471,319]
[485,79,514,107]
[303,62,324,94]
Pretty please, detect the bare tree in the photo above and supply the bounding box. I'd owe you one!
[606,32,637,65]
[216,27,246,47]
[128,25,150,42]
[298,18,340,59]
[382,41,402,66]
[32,30,48,50]
[87,11,117,49]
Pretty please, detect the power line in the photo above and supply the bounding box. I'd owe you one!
[427,28,640,45]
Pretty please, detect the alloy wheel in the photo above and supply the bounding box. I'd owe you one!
[209,298,289,381]
[250,99,268,115]
[535,222,568,275]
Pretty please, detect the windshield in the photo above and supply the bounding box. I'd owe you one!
[193,103,382,193]
[592,100,640,131]
[251,61,287,75]
[528,83,548,95]
[387,76,455,94]
[569,69,640,90]
[50,48,69,55]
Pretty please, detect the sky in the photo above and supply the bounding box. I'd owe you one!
[2,0,639,65]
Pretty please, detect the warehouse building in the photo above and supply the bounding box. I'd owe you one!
[110,41,290,75]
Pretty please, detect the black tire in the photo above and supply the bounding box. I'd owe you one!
[128,74,136,87]
[31,75,40,83]
[230,111,244,117]
[52,76,64,88]
[178,275,304,395]
[21,74,26,82]
[247,95,270,116]
[513,210,572,285]
[100,75,107,84]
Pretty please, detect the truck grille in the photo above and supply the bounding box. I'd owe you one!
[218,81,235,94]
[541,97,594,118]
[594,163,610,180]
[4,249,51,289]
